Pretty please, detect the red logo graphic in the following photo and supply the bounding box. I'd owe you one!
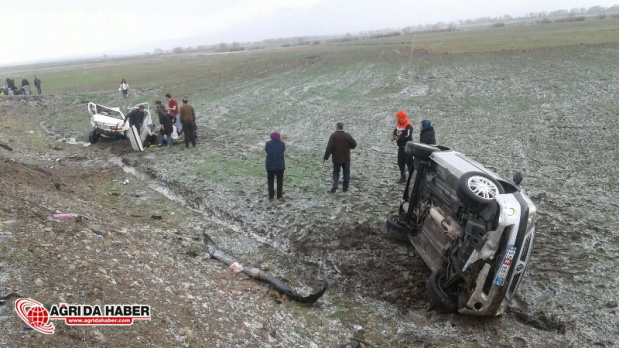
[14,298,151,334]
[15,298,55,334]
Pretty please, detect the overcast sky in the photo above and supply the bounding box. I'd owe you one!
[2,0,618,66]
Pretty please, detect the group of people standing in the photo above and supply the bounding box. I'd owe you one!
[390,110,436,182]
[118,80,198,149]
[264,110,435,200]
[1,76,41,95]
[153,94,197,148]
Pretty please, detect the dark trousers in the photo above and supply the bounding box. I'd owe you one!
[397,147,413,177]
[182,122,197,147]
[267,170,284,199]
[333,162,350,191]
[36,85,41,94]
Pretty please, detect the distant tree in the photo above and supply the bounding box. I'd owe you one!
[172,47,184,54]
[218,43,228,52]
[588,6,605,14]
[154,48,164,55]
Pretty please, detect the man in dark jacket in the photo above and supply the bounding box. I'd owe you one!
[125,105,145,131]
[155,101,173,147]
[265,131,286,200]
[322,122,357,193]
[420,120,436,145]
[34,76,41,94]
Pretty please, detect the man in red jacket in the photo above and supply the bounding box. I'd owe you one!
[322,122,357,193]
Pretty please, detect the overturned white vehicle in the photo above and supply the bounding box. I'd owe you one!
[87,102,154,151]
[386,142,536,316]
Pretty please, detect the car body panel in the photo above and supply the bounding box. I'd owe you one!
[128,125,144,152]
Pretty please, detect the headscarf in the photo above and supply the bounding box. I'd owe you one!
[396,110,412,130]
[421,120,432,132]
[270,131,281,141]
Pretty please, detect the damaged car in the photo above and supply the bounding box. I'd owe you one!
[386,142,536,316]
[87,102,154,151]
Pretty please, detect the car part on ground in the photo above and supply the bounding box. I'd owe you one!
[386,142,536,316]
[203,233,328,304]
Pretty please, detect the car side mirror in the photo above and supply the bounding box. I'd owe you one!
[513,171,523,186]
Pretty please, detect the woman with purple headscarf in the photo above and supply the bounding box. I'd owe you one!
[265,131,286,200]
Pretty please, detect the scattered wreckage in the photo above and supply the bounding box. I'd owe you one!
[386,142,536,316]
[87,102,165,151]
[203,233,328,304]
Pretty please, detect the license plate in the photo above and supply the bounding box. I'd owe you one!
[494,245,517,287]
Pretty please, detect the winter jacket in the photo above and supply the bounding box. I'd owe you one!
[126,108,144,129]
[323,130,357,164]
[393,124,413,147]
[420,120,436,145]
[265,139,286,171]
[157,107,172,135]
[179,103,196,123]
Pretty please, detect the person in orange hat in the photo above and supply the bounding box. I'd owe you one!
[390,110,414,183]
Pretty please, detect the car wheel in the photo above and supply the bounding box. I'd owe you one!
[426,270,458,312]
[89,130,100,144]
[457,172,504,208]
[385,215,410,233]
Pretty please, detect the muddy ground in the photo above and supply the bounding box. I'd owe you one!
[1,41,618,348]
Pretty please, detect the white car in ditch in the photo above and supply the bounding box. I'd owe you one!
[386,142,536,316]
[87,102,154,151]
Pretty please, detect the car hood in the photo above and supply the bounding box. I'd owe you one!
[431,151,505,181]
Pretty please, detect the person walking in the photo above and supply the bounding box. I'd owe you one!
[419,120,436,145]
[265,131,286,200]
[165,93,181,136]
[120,79,129,98]
[155,101,173,147]
[34,76,42,94]
[322,122,357,193]
[390,110,414,183]
[179,97,197,148]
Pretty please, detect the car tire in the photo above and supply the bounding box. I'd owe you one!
[405,142,440,160]
[89,130,100,144]
[385,215,410,233]
[426,270,458,312]
[457,172,504,208]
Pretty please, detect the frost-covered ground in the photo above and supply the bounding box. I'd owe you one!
[2,37,618,347]
[122,42,618,346]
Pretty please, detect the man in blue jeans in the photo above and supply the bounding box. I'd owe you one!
[322,122,357,193]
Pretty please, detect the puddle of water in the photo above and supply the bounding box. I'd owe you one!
[107,155,149,181]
